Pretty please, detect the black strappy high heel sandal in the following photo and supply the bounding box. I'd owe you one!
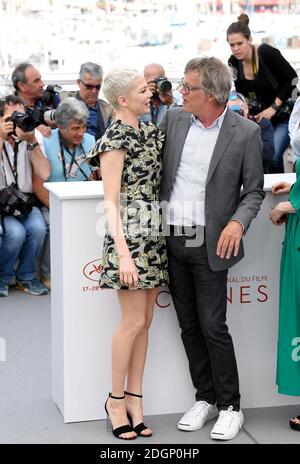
[289,415,300,431]
[104,393,137,440]
[125,391,153,437]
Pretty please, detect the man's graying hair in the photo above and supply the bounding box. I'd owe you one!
[185,57,232,105]
[55,97,88,128]
[11,63,33,92]
[79,62,103,81]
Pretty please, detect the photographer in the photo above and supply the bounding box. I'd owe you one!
[227,14,297,173]
[32,97,95,290]
[75,62,112,140]
[141,63,182,125]
[0,95,50,297]
[227,91,274,173]
[11,62,61,138]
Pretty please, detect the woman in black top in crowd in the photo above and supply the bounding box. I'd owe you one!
[227,13,297,173]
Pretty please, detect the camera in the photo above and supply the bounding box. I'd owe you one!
[43,109,57,123]
[43,84,62,108]
[7,111,37,133]
[154,77,172,93]
[27,84,61,127]
[0,183,35,217]
[248,99,264,116]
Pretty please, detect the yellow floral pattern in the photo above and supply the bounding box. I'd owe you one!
[90,119,169,290]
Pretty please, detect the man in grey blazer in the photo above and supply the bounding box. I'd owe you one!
[159,57,265,441]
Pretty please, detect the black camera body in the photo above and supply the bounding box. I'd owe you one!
[43,85,61,108]
[248,99,265,116]
[154,77,172,94]
[8,111,37,133]
[0,184,35,217]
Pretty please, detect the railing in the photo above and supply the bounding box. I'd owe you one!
[1,62,300,96]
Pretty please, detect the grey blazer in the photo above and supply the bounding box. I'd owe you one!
[159,107,265,271]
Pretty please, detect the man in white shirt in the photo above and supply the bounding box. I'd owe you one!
[0,95,50,297]
[160,57,265,441]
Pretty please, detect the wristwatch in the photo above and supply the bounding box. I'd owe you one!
[271,102,281,112]
[27,142,39,151]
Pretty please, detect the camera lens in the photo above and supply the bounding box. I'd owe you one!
[43,109,56,122]
[157,79,172,93]
[11,111,36,132]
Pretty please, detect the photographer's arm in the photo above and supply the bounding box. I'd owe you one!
[32,172,49,208]
[15,128,50,181]
[28,144,50,181]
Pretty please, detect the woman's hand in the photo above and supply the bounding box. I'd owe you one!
[272,181,292,195]
[119,255,139,288]
[254,106,277,122]
[270,208,287,225]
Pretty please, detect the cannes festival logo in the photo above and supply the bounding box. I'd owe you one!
[83,259,103,282]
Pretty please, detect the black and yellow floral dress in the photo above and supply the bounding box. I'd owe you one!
[90,119,168,290]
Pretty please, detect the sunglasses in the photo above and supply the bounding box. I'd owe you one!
[79,80,101,91]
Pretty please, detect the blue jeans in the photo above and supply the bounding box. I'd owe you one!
[40,206,50,277]
[0,207,47,284]
[271,120,290,173]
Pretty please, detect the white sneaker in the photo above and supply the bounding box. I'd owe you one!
[178,401,218,431]
[210,406,244,440]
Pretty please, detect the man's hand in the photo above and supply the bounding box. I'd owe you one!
[0,115,14,140]
[15,127,36,143]
[272,181,292,195]
[216,220,244,259]
[147,80,173,106]
[146,80,157,95]
[36,124,52,138]
[158,90,173,106]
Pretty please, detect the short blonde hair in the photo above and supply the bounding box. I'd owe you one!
[102,67,140,109]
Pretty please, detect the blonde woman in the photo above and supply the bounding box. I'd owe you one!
[89,68,168,440]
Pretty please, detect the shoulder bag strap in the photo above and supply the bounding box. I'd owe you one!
[257,46,279,92]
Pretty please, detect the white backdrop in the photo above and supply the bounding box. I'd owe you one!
[46,176,300,423]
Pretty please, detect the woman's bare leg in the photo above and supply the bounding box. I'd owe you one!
[125,287,159,435]
[107,289,148,439]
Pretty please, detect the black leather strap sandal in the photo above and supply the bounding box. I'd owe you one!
[125,391,153,437]
[104,393,137,440]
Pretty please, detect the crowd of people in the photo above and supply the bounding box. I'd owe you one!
[0,12,300,440]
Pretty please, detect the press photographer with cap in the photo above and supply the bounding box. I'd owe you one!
[0,95,50,297]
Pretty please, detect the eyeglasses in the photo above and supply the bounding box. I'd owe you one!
[179,78,203,94]
[79,80,101,91]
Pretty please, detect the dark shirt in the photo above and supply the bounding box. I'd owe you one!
[75,92,112,140]
[86,105,98,138]
[229,44,297,113]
